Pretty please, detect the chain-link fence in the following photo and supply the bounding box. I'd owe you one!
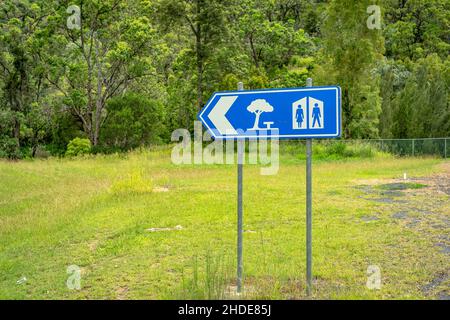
[342,138,449,158]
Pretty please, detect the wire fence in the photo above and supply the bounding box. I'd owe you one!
[341,138,449,158]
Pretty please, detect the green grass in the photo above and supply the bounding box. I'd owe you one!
[0,147,448,299]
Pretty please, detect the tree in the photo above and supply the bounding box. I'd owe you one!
[156,0,231,111]
[43,0,156,146]
[391,54,449,138]
[383,0,450,61]
[0,0,51,158]
[378,61,410,138]
[0,0,448,159]
[247,99,274,130]
[319,0,384,138]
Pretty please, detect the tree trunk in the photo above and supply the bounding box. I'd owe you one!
[93,102,102,147]
[92,32,103,147]
[252,111,262,130]
[197,41,203,110]
[13,117,20,148]
[196,0,203,111]
[249,34,260,68]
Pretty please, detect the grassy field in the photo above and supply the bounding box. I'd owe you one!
[0,146,448,300]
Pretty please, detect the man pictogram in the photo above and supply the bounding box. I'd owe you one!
[312,103,321,128]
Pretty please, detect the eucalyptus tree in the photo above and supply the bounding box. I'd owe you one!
[155,0,233,111]
[43,0,157,146]
[320,0,384,138]
[0,0,53,157]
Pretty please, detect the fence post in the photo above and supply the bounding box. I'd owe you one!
[445,139,447,159]
[236,81,244,294]
[412,139,415,157]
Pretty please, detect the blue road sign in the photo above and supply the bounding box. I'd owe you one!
[198,86,341,139]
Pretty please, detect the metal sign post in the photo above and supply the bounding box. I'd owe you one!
[237,82,244,294]
[198,79,341,297]
[305,78,313,296]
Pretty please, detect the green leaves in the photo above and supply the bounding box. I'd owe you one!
[101,92,165,151]
[0,0,448,157]
[65,137,92,157]
[320,0,384,138]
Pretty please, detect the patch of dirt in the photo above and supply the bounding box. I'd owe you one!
[436,243,450,254]
[391,211,408,219]
[355,165,449,226]
[371,197,407,204]
[88,239,99,252]
[407,163,450,196]
[354,162,450,299]
[116,286,129,300]
[361,215,380,222]
[438,292,450,300]
[353,162,449,196]
[422,272,450,300]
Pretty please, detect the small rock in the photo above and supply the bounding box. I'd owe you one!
[146,225,183,232]
[16,276,27,285]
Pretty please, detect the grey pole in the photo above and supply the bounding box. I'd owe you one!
[444,139,447,159]
[412,139,415,157]
[305,78,313,296]
[237,81,244,294]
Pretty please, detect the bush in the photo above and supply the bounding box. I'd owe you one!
[34,145,51,159]
[65,138,92,157]
[345,143,376,158]
[100,93,165,152]
[325,141,347,157]
[0,137,21,159]
[49,112,85,156]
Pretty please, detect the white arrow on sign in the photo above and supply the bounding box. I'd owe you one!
[208,96,238,135]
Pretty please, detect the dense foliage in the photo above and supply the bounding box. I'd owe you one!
[65,137,91,157]
[0,0,449,158]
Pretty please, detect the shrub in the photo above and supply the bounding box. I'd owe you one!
[34,145,51,159]
[100,93,165,152]
[65,138,91,157]
[346,143,375,158]
[325,141,347,157]
[0,137,21,159]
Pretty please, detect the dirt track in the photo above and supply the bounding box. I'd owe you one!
[355,161,449,299]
